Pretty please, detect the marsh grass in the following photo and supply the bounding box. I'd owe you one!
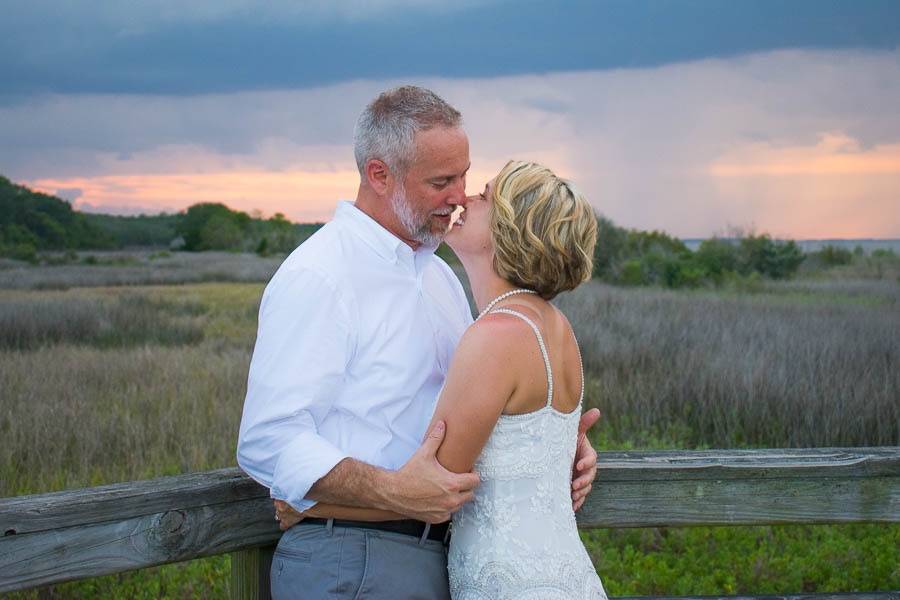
[0,293,206,350]
[0,251,283,290]
[557,282,900,448]
[0,342,248,495]
[1,276,898,597]
[0,283,261,498]
[760,278,900,306]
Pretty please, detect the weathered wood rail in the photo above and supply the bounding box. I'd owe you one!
[1,447,898,597]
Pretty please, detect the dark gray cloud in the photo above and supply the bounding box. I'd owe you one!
[2,0,899,96]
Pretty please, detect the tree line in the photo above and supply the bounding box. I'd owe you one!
[5,174,889,288]
[591,217,807,288]
[0,176,320,261]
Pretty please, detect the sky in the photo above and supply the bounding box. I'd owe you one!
[2,0,900,238]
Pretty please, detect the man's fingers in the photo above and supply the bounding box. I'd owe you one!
[455,471,481,492]
[572,472,593,490]
[576,453,597,473]
[575,440,598,472]
[577,408,601,438]
[420,420,446,451]
[458,490,476,506]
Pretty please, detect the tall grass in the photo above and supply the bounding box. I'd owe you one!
[0,343,248,496]
[1,277,898,597]
[0,293,205,350]
[557,282,900,448]
[3,279,897,497]
[0,251,283,290]
[0,283,259,498]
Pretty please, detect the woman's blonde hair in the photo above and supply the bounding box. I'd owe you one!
[490,160,597,300]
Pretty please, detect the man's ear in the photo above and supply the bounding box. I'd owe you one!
[365,159,392,195]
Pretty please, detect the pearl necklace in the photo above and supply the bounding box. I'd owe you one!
[476,288,537,321]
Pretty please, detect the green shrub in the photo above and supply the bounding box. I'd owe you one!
[619,259,644,286]
[591,216,806,289]
[816,245,854,267]
[695,238,739,281]
[3,242,38,263]
[737,235,805,279]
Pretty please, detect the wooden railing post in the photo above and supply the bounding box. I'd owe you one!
[231,544,276,600]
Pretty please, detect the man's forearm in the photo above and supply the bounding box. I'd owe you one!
[306,457,397,511]
[302,421,480,524]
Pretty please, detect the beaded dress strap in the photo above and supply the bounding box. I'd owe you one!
[572,323,585,405]
[488,308,553,408]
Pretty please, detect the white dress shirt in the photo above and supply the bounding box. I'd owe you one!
[237,201,473,511]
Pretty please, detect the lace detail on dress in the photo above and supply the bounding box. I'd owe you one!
[448,308,606,600]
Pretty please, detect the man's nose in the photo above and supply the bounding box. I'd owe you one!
[449,179,468,206]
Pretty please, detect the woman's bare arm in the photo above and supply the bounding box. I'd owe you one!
[427,315,526,474]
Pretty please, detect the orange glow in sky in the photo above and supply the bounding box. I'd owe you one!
[708,133,900,177]
[29,170,361,222]
[28,167,504,223]
[704,132,900,238]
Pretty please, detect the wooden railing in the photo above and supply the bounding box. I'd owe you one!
[2,448,898,598]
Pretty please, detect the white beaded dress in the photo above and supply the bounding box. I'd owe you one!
[447,308,607,600]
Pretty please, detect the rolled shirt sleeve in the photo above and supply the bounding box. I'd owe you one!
[237,266,355,511]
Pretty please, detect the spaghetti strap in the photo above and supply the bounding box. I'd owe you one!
[488,308,553,408]
[569,320,585,405]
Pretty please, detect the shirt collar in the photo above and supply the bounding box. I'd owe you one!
[335,201,438,265]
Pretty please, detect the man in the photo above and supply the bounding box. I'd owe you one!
[237,86,599,599]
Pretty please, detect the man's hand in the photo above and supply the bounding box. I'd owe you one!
[572,408,600,512]
[385,420,480,523]
[273,499,305,531]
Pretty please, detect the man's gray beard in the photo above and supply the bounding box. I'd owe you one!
[390,185,444,247]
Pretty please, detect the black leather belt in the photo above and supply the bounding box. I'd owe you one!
[300,517,450,543]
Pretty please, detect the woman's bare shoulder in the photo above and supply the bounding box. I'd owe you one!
[461,309,541,358]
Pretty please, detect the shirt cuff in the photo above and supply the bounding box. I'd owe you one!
[269,431,349,512]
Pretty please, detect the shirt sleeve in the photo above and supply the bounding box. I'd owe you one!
[236,266,355,511]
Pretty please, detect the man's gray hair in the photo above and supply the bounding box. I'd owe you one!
[354,86,462,179]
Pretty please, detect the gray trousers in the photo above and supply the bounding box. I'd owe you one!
[270,519,451,599]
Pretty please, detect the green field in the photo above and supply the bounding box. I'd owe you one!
[1,253,898,598]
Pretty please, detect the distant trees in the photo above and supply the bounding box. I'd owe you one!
[254,213,303,256]
[85,213,180,247]
[734,234,804,279]
[592,216,806,289]
[0,176,325,260]
[177,203,251,251]
[0,176,115,260]
[810,244,854,268]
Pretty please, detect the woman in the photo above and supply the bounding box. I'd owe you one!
[437,160,605,599]
[278,160,605,599]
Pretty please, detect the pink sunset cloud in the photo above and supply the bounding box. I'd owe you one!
[28,170,360,222]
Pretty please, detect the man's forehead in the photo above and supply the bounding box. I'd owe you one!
[414,126,468,152]
[411,126,470,170]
